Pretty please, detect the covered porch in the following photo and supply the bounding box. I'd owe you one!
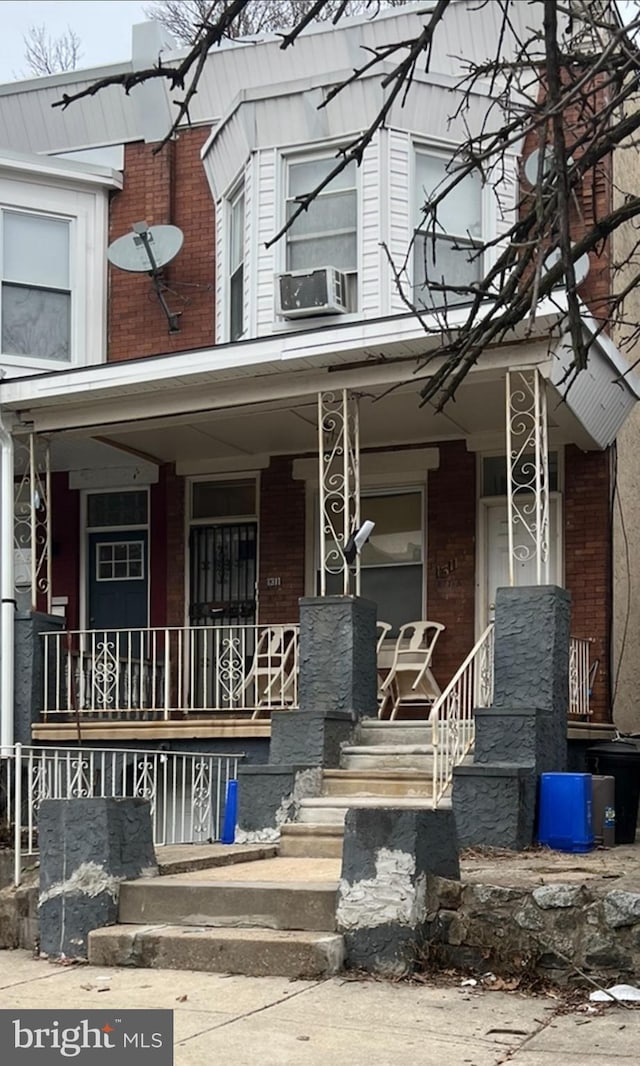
[0,305,635,747]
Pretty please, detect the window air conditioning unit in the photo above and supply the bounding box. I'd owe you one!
[276,266,348,318]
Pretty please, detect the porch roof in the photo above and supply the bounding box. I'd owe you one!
[1,299,637,465]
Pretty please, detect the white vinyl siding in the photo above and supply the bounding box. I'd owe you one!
[360,139,380,316]
[256,149,276,330]
[388,130,411,314]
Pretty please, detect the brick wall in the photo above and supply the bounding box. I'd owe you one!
[108,127,215,361]
[520,78,612,322]
[564,445,611,722]
[427,441,477,688]
[258,458,306,624]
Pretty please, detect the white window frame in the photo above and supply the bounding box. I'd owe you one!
[1,207,72,363]
[281,148,359,312]
[0,172,109,370]
[411,144,485,307]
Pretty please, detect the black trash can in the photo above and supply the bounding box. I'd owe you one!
[587,741,640,844]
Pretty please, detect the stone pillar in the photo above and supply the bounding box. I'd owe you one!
[297,595,377,717]
[453,585,570,849]
[38,798,157,959]
[14,612,64,744]
[337,807,460,976]
[237,596,377,841]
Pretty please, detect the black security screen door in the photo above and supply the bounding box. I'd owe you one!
[189,522,257,627]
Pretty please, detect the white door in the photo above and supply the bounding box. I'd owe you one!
[483,497,561,625]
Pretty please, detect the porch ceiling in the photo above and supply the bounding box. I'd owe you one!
[46,374,577,473]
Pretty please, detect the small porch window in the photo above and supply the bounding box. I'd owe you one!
[413,150,483,308]
[482,453,559,496]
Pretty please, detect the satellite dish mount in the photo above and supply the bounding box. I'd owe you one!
[107,221,185,333]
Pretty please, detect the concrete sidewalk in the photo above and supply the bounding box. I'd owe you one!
[0,950,637,1065]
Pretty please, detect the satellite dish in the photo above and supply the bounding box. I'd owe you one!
[543,247,590,287]
[107,223,184,273]
[523,146,574,187]
[107,222,185,333]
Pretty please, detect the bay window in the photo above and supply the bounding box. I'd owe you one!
[286,155,357,305]
[414,150,483,308]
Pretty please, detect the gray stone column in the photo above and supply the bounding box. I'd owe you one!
[238,596,377,841]
[453,585,571,849]
[337,807,460,975]
[14,612,64,743]
[38,798,157,959]
[298,595,377,717]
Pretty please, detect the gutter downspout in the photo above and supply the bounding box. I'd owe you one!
[0,409,14,756]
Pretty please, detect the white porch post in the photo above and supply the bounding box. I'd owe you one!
[505,368,550,585]
[0,411,14,754]
[318,389,361,595]
[14,433,52,613]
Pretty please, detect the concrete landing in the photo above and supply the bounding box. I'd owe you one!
[120,857,340,932]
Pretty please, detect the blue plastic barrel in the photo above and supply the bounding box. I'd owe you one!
[537,773,594,853]
[221,779,238,845]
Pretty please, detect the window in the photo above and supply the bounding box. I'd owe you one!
[191,479,256,520]
[414,151,482,308]
[286,156,357,277]
[1,210,71,360]
[229,189,244,341]
[482,453,559,496]
[96,541,144,581]
[87,491,148,529]
[320,489,424,635]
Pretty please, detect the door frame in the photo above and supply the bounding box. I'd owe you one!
[80,487,150,632]
[476,492,564,636]
[184,473,260,627]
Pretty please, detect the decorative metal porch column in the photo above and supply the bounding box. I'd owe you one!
[318,389,361,595]
[505,368,550,586]
[14,433,51,612]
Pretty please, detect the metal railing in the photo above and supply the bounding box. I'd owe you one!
[429,628,593,805]
[41,624,299,719]
[1,743,243,886]
[569,636,594,719]
[429,623,495,807]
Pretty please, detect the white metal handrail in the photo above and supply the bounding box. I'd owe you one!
[429,623,495,807]
[41,624,299,719]
[429,629,593,804]
[2,743,244,886]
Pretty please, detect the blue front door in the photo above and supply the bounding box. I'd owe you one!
[88,530,148,632]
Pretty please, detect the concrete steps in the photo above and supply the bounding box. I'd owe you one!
[341,745,434,771]
[357,721,432,746]
[118,876,338,931]
[87,856,344,979]
[89,924,344,978]
[279,720,440,857]
[322,768,433,797]
[279,824,344,859]
[297,795,437,826]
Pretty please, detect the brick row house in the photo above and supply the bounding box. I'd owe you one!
[0,3,637,790]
